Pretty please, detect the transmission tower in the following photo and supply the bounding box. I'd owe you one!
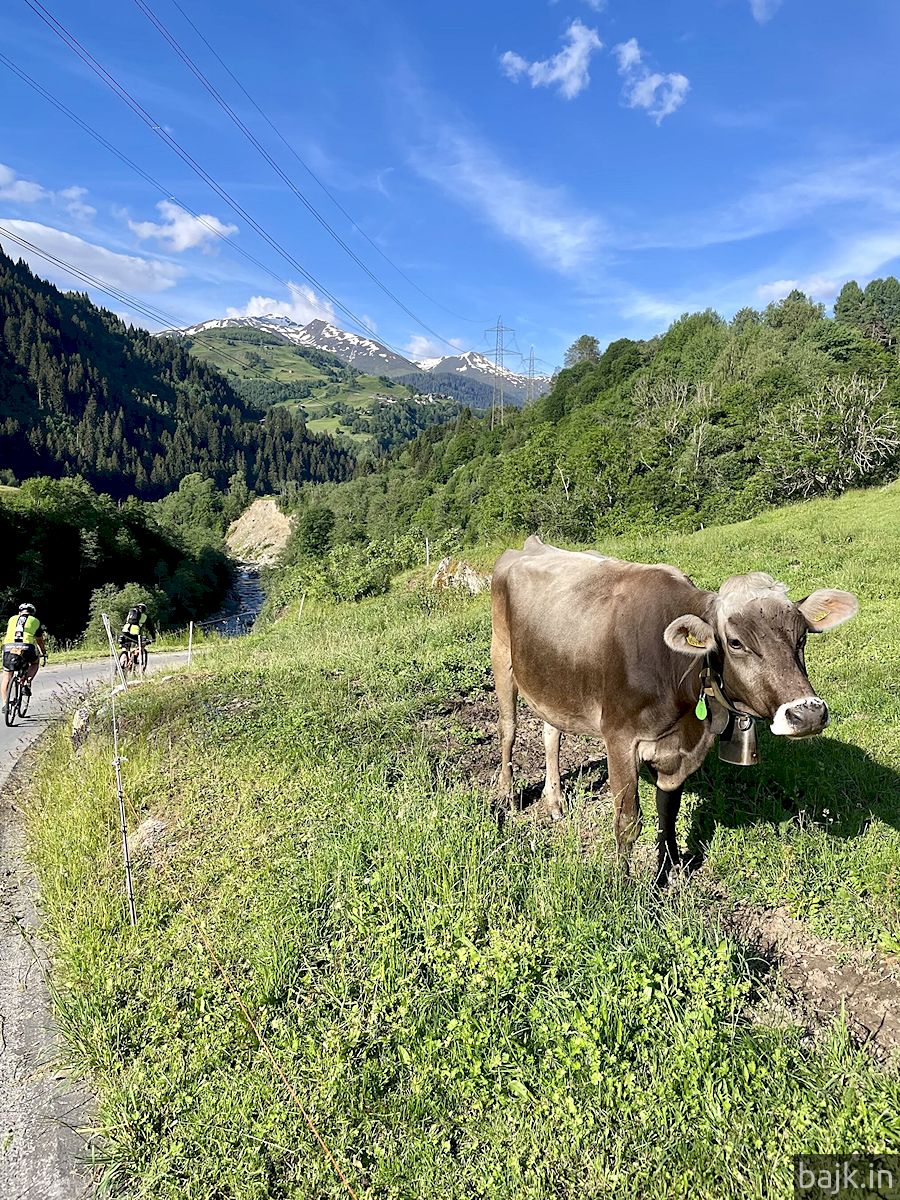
[526,346,536,405]
[486,316,514,429]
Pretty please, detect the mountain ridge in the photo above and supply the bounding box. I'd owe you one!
[162,314,552,401]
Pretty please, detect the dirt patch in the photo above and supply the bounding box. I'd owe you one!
[427,691,608,806]
[705,883,900,1061]
[428,691,900,1062]
[225,497,293,566]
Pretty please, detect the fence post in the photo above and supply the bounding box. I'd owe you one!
[299,592,307,619]
[425,537,430,568]
[100,611,137,925]
[188,620,194,665]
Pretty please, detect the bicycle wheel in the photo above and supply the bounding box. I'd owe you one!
[140,644,149,673]
[118,650,132,680]
[18,671,31,717]
[5,673,21,726]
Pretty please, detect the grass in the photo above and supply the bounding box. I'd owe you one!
[188,335,329,385]
[26,482,900,1198]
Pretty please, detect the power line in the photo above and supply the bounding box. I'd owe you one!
[166,0,482,327]
[131,0,462,351]
[21,0,413,358]
[0,224,278,375]
[0,50,366,335]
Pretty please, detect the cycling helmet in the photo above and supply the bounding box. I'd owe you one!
[18,602,36,614]
[137,602,147,612]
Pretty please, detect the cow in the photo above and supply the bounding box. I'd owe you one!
[490,536,858,882]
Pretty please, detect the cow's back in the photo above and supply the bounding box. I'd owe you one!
[492,540,706,736]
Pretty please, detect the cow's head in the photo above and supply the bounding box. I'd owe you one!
[664,573,858,737]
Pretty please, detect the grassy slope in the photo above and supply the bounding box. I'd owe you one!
[187,335,329,385]
[186,330,414,441]
[28,482,900,1198]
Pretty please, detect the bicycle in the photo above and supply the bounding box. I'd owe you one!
[3,650,42,727]
[118,636,149,680]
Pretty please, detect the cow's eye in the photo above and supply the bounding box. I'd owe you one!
[727,637,744,651]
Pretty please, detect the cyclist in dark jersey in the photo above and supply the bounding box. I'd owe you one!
[1,603,47,715]
[119,602,156,652]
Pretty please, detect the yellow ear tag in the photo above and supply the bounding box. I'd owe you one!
[686,633,706,648]
[810,608,829,623]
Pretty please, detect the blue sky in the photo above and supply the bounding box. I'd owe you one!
[2,0,900,371]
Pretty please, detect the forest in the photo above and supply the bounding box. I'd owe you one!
[0,475,233,642]
[0,247,352,499]
[276,282,900,553]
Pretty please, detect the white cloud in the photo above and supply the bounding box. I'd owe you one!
[225,282,335,326]
[750,0,783,24]
[0,219,183,293]
[404,334,465,360]
[500,20,603,100]
[59,186,96,221]
[129,200,237,253]
[614,38,690,124]
[0,164,97,222]
[411,126,603,274]
[755,276,837,303]
[0,164,48,204]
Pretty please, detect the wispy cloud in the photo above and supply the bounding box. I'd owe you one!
[635,150,900,254]
[0,163,47,204]
[128,200,237,253]
[404,334,465,361]
[0,219,183,293]
[410,125,604,274]
[614,38,690,124]
[750,0,784,24]
[226,283,335,326]
[500,20,603,100]
[59,186,96,221]
[756,230,900,303]
[0,163,96,221]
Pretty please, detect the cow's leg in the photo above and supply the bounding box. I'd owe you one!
[607,741,641,869]
[654,784,683,886]
[491,635,518,810]
[541,722,565,820]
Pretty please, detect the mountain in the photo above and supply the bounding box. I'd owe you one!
[409,350,553,400]
[165,315,417,376]
[163,314,552,402]
[0,247,352,498]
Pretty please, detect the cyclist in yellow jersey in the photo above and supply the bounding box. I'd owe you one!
[2,603,47,715]
[119,602,156,653]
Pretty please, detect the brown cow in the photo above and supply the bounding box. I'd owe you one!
[490,536,858,881]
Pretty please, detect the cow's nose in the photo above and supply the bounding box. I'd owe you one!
[778,697,829,736]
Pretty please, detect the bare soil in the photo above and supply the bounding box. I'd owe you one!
[225,497,293,566]
[428,689,900,1062]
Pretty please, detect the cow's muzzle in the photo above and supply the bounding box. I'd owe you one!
[770,697,829,737]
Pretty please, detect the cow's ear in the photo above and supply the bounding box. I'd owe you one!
[798,589,859,632]
[664,614,716,656]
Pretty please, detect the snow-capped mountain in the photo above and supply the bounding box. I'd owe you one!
[414,350,552,395]
[163,314,417,376]
[162,314,551,399]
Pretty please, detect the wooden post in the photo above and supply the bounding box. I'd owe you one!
[425,537,430,568]
[187,620,194,665]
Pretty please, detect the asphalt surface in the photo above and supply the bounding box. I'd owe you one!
[0,652,188,1200]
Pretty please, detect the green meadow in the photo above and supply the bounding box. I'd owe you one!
[27,482,900,1198]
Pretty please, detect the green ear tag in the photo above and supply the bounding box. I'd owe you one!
[695,695,708,721]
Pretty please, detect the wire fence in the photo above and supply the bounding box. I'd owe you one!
[86,607,359,1195]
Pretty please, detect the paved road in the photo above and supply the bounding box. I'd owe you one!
[0,652,188,1200]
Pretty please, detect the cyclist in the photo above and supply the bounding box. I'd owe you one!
[119,602,156,661]
[2,603,47,715]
